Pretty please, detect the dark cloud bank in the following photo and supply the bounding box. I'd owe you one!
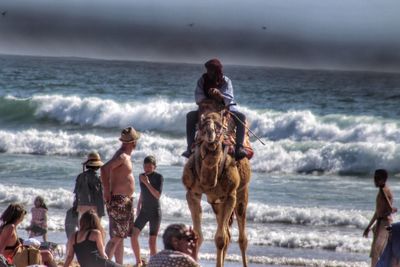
[0,0,400,72]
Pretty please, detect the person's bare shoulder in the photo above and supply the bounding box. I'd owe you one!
[120,152,133,164]
[384,186,394,197]
[89,229,102,241]
[106,151,125,165]
[1,224,15,236]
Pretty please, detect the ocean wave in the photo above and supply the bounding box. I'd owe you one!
[0,184,74,209]
[251,139,400,174]
[3,94,400,144]
[245,107,400,143]
[247,228,370,253]
[4,95,194,134]
[0,183,370,229]
[2,129,400,174]
[200,253,367,267]
[59,244,368,266]
[0,184,370,253]
[246,203,369,228]
[0,129,186,166]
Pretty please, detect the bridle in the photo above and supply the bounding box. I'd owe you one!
[201,115,224,145]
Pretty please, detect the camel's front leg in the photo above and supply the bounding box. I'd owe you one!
[212,193,236,267]
[235,183,249,267]
[186,190,203,260]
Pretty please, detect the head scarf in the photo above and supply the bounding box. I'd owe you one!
[202,58,225,98]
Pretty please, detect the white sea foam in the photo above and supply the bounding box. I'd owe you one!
[246,203,369,228]
[5,94,400,144]
[2,128,400,174]
[0,184,371,253]
[200,253,368,267]
[0,184,74,209]
[20,94,195,134]
[251,139,400,174]
[54,244,368,267]
[253,229,370,253]
[5,95,400,173]
[0,129,186,166]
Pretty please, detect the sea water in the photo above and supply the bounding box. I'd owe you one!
[1,54,400,266]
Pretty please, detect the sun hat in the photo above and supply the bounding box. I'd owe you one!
[82,152,104,167]
[119,127,140,143]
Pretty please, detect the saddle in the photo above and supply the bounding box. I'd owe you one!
[196,100,254,160]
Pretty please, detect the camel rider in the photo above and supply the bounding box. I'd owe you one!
[182,58,248,160]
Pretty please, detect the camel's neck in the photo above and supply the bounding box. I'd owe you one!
[198,141,223,188]
[200,142,222,167]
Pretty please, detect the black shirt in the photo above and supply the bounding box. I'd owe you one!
[139,171,163,210]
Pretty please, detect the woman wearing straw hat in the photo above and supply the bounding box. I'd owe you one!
[74,152,105,219]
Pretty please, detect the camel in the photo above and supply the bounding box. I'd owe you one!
[182,104,251,267]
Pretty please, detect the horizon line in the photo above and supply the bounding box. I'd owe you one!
[1,52,399,75]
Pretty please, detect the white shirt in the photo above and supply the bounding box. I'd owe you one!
[194,75,238,111]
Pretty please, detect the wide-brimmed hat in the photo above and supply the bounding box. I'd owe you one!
[119,127,140,143]
[83,152,104,167]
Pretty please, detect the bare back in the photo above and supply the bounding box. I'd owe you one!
[0,224,19,258]
[103,149,135,197]
[376,186,393,220]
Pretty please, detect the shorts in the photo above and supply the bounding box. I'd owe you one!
[28,224,47,236]
[106,195,134,238]
[134,208,161,236]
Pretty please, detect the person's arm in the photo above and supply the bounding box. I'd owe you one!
[0,225,14,253]
[195,77,206,105]
[42,209,48,228]
[363,212,377,238]
[136,193,142,213]
[93,230,108,259]
[63,233,75,267]
[219,77,236,108]
[383,187,397,213]
[73,175,79,194]
[140,174,161,199]
[101,154,124,202]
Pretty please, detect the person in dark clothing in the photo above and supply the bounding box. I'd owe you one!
[182,58,248,160]
[130,156,164,267]
[74,152,105,218]
[63,210,122,267]
[64,200,79,239]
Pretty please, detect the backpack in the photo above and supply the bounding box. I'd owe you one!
[12,245,42,267]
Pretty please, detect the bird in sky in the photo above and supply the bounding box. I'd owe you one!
[188,23,195,27]
[1,11,7,16]
[262,26,267,30]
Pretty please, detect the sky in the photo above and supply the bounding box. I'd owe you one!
[0,0,400,72]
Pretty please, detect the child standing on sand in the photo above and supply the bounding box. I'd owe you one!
[363,169,397,267]
[131,156,164,267]
[27,196,48,242]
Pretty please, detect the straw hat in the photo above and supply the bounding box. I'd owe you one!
[83,152,104,167]
[119,127,140,143]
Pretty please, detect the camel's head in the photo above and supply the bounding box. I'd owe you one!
[200,112,223,145]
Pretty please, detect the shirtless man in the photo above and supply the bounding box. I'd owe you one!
[363,169,397,267]
[101,127,140,265]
